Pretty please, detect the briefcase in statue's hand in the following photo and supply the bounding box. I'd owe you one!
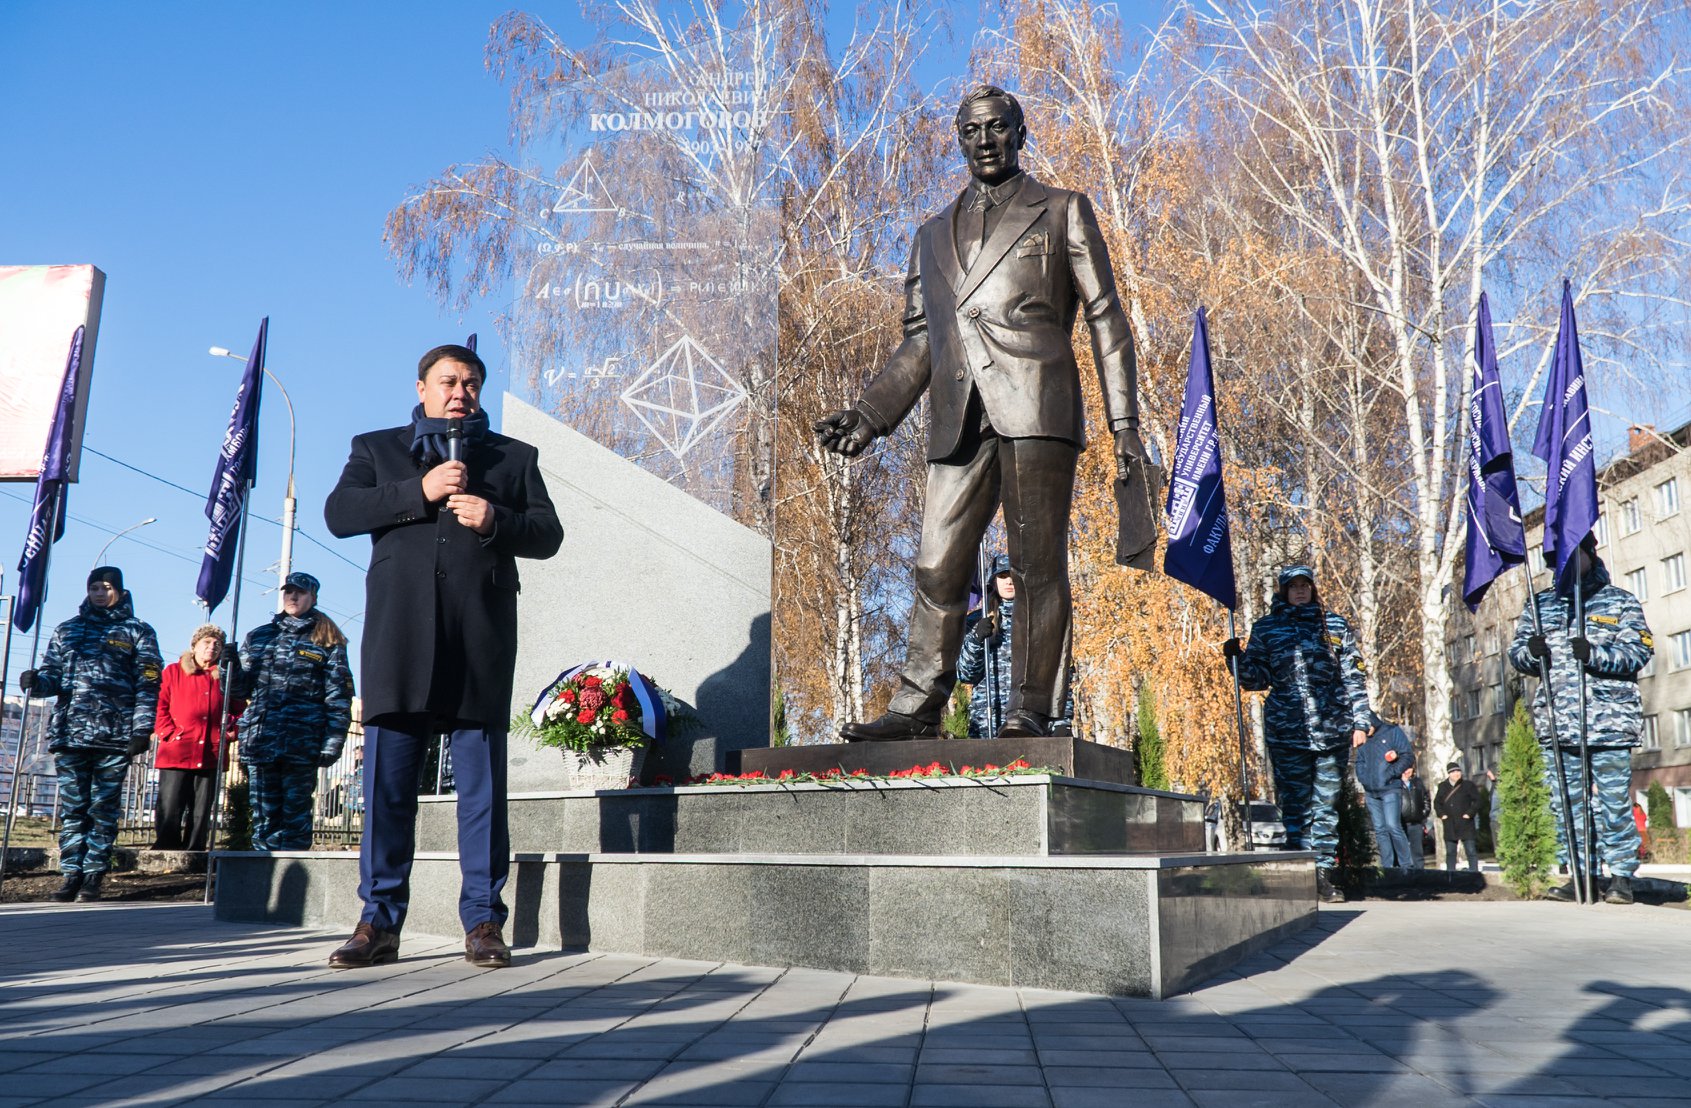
[1114,450,1164,573]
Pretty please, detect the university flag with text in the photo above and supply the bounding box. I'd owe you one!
[196,317,266,611]
[1530,282,1599,596]
[1462,292,1527,611]
[1164,307,1237,610]
[14,327,84,633]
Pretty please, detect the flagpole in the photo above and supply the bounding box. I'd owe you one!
[0,493,59,894]
[1524,569,1591,905]
[1570,570,1599,904]
[1227,610,1255,851]
[978,542,1002,737]
[203,480,253,906]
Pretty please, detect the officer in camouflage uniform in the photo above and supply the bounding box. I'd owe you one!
[228,572,354,851]
[1507,533,1652,905]
[957,555,1073,737]
[18,566,161,903]
[1224,565,1372,902]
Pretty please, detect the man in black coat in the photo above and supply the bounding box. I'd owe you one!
[1434,762,1482,873]
[324,343,562,969]
[815,85,1153,741]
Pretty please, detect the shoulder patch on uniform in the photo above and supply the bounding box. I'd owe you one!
[140,665,160,681]
[1642,632,1655,648]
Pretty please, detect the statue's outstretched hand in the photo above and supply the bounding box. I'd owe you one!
[815,409,876,458]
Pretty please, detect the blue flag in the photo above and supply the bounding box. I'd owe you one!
[1462,292,1527,611]
[196,318,266,611]
[465,332,477,353]
[14,327,84,634]
[1530,282,1599,596]
[1164,308,1237,610]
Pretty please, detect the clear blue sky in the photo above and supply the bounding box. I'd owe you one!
[0,1,582,678]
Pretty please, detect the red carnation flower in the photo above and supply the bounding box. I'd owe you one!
[559,689,577,704]
[577,709,596,724]
[612,709,629,722]
[583,674,603,688]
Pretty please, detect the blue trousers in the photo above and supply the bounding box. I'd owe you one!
[56,750,129,875]
[248,761,318,851]
[1365,788,1413,868]
[1268,746,1345,867]
[359,719,508,933]
[1541,745,1641,878]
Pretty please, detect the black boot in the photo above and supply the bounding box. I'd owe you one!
[1543,880,1577,902]
[48,873,83,903]
[1604,875,1635,905]
[1316,869,1347,904]
[75,873,105,902]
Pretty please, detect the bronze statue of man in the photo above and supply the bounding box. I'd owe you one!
[816,84,1150,741]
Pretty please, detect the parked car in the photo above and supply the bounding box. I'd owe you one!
[1243,800,1287,848]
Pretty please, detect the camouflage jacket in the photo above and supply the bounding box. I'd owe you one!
[1236,598,1372,751]
[32,594,162,754]
[230,612,354,765]
[1507,558,1652,749]
[956,601,1073,736]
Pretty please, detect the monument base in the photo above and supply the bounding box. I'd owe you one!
[213,848,1313,999]
[735,735,1140,787]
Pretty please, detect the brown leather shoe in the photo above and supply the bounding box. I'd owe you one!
[465,921,511,968]
[328,922,400,968]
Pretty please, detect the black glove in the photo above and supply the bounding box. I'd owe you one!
[17,669,36,694]
[1526,634,1550,662]
[1570,637,1591,664]
[221,655,242,685]
[968,617,996,644]
[1221,638,1244,661]
[126,733,152,759]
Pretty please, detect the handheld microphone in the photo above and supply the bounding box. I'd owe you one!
[447,418,464,463]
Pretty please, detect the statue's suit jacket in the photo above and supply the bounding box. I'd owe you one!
[856,174,1138,460]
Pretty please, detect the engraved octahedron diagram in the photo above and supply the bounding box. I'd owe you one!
[620,335,747,458]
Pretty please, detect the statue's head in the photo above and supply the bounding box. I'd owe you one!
[955,85,1026,185]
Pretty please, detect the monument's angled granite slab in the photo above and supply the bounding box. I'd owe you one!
[213,849,1315,998]
[734,735,1140,786]
[415,775,1203,856]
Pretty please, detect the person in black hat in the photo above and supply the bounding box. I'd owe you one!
[17,566,161,902]
[226,571,354,852]
[1434,762,1482,872]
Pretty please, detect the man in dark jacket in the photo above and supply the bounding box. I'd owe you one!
[1355,713,1416,868]
[324,344,562,969]
[1434,762,1482,872]
[19,567,161,902]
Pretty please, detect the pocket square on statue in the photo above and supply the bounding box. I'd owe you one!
[1016,231,1052,258]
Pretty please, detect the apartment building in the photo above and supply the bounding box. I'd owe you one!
[1450,421,1691,826]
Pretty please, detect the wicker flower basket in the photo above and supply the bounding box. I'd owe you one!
[561,744,647,791]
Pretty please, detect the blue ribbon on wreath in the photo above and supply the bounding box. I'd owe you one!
[529,661,669,743]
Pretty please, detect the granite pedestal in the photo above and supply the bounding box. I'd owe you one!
[214,774,1314,997]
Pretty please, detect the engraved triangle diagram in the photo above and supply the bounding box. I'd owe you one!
[552,156,619,215]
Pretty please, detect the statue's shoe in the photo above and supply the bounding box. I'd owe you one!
[840,711,940,743]
[995,709,1052,738]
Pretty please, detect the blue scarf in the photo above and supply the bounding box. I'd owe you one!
[409,404,489,466]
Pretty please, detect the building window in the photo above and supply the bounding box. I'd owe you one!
[1464,634,1476,663]
[1658,478,1680,518]
[1626,567,1649,600]
[1665,553,1686,593]
[1450,695,1463,722]
[1491,683,1506,714]
[1620,498,1642,535]
[1593,514,1609,546]
[1676,708,1691,747]
[1642,715,1660,750]
[1673,631,1691,671]
[1467,689,1483,719]
[1642,655,1657,679]
[1485,628,1500,656]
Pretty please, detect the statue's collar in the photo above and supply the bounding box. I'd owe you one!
[966,172,1026,211]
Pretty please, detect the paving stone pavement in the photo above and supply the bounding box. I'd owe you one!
[1,898,1688,1106]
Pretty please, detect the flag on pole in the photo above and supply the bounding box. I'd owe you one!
[465,332,477,353]
[196,317,266,611]
[1531,282,1599,596]
[1462,292,1527,610]
[1164,307,1238,610]
[14,326,84,633]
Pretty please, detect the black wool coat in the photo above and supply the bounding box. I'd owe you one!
[325,425,563,727]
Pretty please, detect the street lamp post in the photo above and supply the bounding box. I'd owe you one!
[91,518,158,567]
[210,346,296,610]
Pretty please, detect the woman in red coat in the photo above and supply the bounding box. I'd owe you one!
[152,625,240,850]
